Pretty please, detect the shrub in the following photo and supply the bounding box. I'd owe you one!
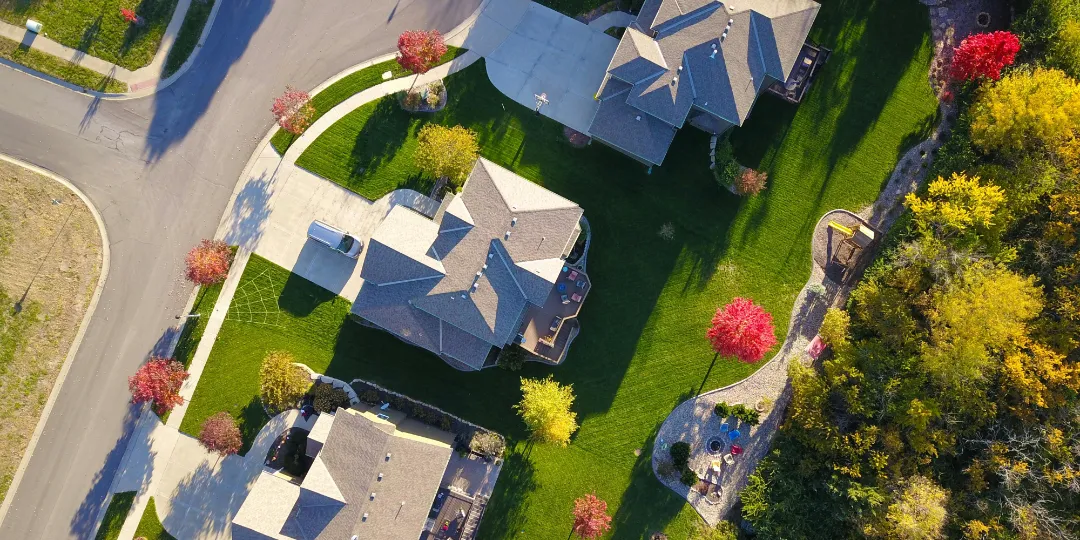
[470,431,506,459]
[714,402,732,419]
[819,307,852,349]
[712,135,741,189]
[949,31,1021,82]
[403,91,421,109]
[271,87,315,135]
[425,90,441,107]
[732,404,760,426]
[670,441,691,469]
[497,345,528,371]
[735,168,768,196]
[571,493,612,539]
[259,351,311,414]
[680,467,700,486]
[707,297,778,363]
[198,412,241,456]
[439,414,452,431]
[312,383,351,413]
[129,357,188,416]
[396,30,447,76]
[185,239,231,285]
[360,389,380,404]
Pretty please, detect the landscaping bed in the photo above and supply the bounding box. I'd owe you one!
[269,46,468,154]
[0,36,126,93]
[0,0,179,70]
[193,0,937,535]
[0,160,103,505]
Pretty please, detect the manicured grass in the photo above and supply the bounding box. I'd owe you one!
[0,0,178,70]
[195,0,937,536]
[134,497,175,540]
[0,36,127,92]
[269,46,469,154]
[94,491,135,540]
[162,0,214,78]
[158,281,222,425]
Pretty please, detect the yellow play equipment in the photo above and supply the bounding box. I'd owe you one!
[827,221,875,265]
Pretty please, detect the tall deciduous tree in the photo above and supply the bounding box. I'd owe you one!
[199,412,242,456]
[271,87,315,135]
[970,68,1080,156]
[185,239,231,285]
[414,124,478,187]
[396,30,447,86]
[129,357,189,415]
[707,297,777,363]
[883,476,949,540]
[514,376,579,446]
[571,493,612,539]
[950,31,1021,82]
[904,172,1005,238]
[259,351,311,414]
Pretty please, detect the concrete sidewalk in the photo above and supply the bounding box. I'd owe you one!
[0,0,218,95]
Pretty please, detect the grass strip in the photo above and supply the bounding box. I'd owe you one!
[269,46,468,154]
[0,36,127,93]
[134,497,176,540]
[162,0,215,78]
[94,491,136,540]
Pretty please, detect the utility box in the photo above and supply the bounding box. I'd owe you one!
[26,19,43,33]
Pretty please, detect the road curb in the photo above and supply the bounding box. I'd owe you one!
[0,154,112,528]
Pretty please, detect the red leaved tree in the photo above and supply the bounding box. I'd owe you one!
[129,357,189,415]
[571,493,612,539]
[271,87,315,135]
[396,30,447,89]
[120,8,139,24]
[735,168,768,196]
[707,297,777,363]
[185,239,231,285]
[199,412,242,456]
[950,31,1021,82]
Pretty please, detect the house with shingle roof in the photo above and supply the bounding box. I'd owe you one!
[588,0,820,166]
[231,406,454,540]
[351,158,590,370]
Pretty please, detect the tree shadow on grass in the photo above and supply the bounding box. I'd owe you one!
[238,397,269,455]
[476,440,538,539]
[278,269,338,317]
[610,429,689,539]
[343,97,418,190]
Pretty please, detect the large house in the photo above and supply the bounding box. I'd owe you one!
[587,0,821,166]
[351,158,591,370]
[232,406,454,540]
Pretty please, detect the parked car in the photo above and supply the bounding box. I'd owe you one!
[307,220,362,258]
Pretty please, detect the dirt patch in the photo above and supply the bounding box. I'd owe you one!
[0,160,102,504]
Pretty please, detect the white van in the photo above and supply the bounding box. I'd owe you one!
[307,220,362,258]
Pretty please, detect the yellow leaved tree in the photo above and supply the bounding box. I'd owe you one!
[515,375,579,446]
[970,68,1080,156]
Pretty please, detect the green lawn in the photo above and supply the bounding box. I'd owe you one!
[270,46,469,154]
[0,0,178,70]
[191,0,937,537]
[94,491,135,540]
[0,36,126,92]
[162,0,213,78]
[134,497,176,540]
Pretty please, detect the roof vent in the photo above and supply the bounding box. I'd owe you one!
[472,282,479,290]
[511,217,517,226]
[482,264,488,270]
[710,49,717,59]
[488,253,493,259]
[729,18,734,24]
[635,115,641,121]
[505,231,512,240]
[378,473,384,481]
[460,293,466,299]
[677,65,683,72]
[671,76,679,85]
[728,4,735,12]
[361,514,368,522]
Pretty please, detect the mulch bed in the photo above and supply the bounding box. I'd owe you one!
[563,126,590,148]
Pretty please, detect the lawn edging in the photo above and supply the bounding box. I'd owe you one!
[0,154,111,527]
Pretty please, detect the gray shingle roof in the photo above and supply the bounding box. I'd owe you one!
[352,158,583,368]
[588,0,819,165]
[232,409,453,540]
[607,27,667,84]
[588,95,678,165]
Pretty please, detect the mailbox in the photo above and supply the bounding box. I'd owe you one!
[26,19,43,33]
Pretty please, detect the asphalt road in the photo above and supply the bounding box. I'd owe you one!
[0,0,481,537]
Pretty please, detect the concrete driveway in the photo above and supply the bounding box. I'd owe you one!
[220,146,439,300]
[478,2,618,134]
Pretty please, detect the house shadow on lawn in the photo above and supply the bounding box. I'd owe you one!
[475,440,539,539]
[279,268,338,317]
[610,429,690,539]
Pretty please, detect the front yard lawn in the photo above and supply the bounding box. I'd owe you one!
[134,497,175,540]
[0,0,178,70]
[195,0,938,537]
[94,491,135,540]
[0,36,127,92]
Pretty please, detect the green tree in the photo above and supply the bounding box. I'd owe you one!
[883,476,949,540]
[414,124,479,188]
[259,351,312,414]
[514,376,579,446]
[970,68,1080,156]
[819,307,851,351]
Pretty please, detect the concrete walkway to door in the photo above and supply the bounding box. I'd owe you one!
[463,0,619,134]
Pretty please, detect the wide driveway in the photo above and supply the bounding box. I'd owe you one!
[478,1,618,134]
[221,146,439,300]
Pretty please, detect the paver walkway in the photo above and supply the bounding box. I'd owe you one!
[0,0,214,95]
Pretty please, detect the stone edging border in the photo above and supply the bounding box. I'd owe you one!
[0,154,112,528]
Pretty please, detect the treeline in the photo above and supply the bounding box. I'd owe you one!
[741,1,1080,538]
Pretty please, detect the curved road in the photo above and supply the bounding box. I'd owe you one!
[0,0,481,537]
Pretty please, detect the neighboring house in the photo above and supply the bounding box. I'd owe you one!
[587,0,821,166]
[232,406,454,540]
[351,158,591,370]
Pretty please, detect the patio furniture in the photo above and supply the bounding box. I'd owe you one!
[571,293,583,303]
[550,316,563,332]
[723,453,735,465]
[728,429,741,441]
[576,279,587,289]
[561,294,570,305]
[568,270,579,280]
[731,444,743,456]
[719,422,730,434]
[557,283,567,293]
[711,460,722,474]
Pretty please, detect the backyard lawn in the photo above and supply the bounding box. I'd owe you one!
[0,0,178,70]
[187,0,938,537]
